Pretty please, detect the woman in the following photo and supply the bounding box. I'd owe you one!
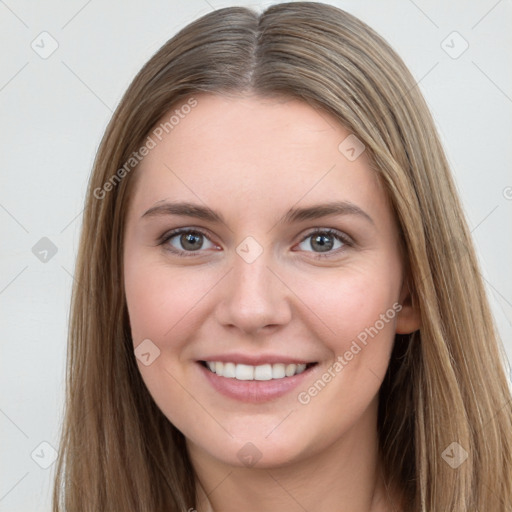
[53,2,512,511]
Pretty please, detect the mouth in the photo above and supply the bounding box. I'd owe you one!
[199,360,318,381]
[197,359,319,403]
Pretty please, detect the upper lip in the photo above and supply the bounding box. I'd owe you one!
[198,353,316,366]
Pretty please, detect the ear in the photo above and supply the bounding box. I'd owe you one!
[395,279,421,334]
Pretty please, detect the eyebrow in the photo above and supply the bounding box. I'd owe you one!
[140,200,374,226]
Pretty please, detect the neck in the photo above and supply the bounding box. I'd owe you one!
[190,396,402,512]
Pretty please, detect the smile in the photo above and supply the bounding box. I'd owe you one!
[198,360,319,403]
[201,361,316,380]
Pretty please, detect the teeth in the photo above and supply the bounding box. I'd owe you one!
[254,364,272,381]
[223,362,236,378]
[285,364,296,377]
[204,361,311,380]
[235,364,254,380]
[272,363,286,379]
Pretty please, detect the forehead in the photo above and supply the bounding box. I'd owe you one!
[129,93,388,225]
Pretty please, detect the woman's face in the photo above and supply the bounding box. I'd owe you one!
[123,93,418,469]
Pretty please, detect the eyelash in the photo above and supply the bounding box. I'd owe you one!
[158,227,353,260]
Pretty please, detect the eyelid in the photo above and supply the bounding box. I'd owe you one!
[158,226,353,258]
[293,228,353,259]
[298,227,353,246]
[158,227,219,256]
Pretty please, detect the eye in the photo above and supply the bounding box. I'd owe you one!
[295,229,351,258]
[158,227,352,259]
[159,228,218,256]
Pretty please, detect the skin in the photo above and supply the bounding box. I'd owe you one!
[123,93,420,512]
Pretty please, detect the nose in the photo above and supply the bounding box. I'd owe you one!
[214,248,292,336]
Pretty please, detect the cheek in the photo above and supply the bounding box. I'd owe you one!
[124,258,213,426]
[124,259,214,345]
[285,265,401,414]
[289,266,400,349]
[288,270,400,438]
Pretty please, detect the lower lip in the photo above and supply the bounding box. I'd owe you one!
[197,362,317,403]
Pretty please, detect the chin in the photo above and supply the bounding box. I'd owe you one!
[189,427,314,470]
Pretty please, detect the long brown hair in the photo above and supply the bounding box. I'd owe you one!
[53,3,512,510]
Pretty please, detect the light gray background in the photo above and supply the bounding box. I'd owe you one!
[1,1,511,510]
